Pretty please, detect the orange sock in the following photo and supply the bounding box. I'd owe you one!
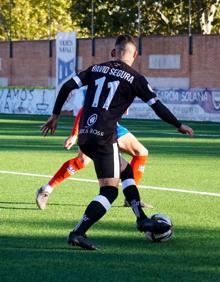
[130,155,148,185]
[48,157,85,187]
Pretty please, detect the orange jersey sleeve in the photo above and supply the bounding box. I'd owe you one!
[71,107,84,136]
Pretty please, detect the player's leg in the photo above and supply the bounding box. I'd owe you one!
[68,143,120,250]
[118,131,148,185]
[48,150,91,188]
[120,158,169,234]
[118,130,152,208]
[68,143,169,250]
[36,150,91,210]
[120,157,149,218]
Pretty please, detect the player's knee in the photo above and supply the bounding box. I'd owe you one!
[134,146,148,157]
[121,164,134,181]
[77,154,91,166]
[120,164,136,190]
[100,186,118,204]
[99,178,120,187]
[82,157,91,166]
[67,157,86,170]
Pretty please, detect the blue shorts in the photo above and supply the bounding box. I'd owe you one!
[116,124,130,139]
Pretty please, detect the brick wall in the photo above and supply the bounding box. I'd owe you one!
[0,35,220,88]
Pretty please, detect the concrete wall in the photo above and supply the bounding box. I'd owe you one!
[0,35,220,88]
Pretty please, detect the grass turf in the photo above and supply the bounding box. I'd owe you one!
[0,113,220,281]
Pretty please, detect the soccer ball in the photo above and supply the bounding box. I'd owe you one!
[145,213,173,242]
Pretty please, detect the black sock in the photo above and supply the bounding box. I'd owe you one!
[74,186,118,235]
[121,164,146,220]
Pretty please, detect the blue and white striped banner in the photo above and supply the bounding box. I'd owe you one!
[55,32,76,97]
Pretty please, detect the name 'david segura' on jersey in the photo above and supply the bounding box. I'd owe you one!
[92,65,134,84]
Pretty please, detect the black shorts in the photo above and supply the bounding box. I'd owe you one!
[79,143,121,179]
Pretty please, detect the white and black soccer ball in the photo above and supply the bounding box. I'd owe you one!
[145,213,173,242]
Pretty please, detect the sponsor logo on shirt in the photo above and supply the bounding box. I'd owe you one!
[87,114,97,126]
[79,127,104,137]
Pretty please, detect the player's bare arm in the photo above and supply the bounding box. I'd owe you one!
[64,135,78,150]
[63,107,83,149]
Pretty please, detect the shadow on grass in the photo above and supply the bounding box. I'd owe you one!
[0,200,125,210]
[0,222,219,281]
[0,199,85,210]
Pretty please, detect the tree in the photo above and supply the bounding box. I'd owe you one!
[70,0,220,37]
[0,0,220,40]
[70,0,139,37]
[0,0,10,40]
[0,0,75,40]
[199,0,220,34]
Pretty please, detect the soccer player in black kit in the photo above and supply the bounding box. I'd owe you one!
[41,35,194,250]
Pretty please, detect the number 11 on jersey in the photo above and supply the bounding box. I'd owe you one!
[92,76,120,110]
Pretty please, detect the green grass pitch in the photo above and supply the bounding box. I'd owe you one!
[0,113,220,281]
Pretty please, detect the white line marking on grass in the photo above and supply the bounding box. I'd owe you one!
[0,170,98,183]
[0,170,220,197]
[139,185,220,197]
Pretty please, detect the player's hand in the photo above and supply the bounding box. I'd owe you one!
[178,124,194,137]
[41,114,59,136]
[64,135,77,150]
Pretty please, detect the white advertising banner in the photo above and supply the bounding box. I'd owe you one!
[127,88,220,122]
[0,88,55,115]
[0,87,220,122]
[56,31,77,111]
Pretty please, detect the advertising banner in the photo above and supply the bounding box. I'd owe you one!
[0,87,220,122]
[0,88,55,115]
[127,88,220,122]
[56,31,77,111]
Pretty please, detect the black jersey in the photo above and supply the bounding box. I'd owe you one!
[53,60,181,144]
[71,60,157,145]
